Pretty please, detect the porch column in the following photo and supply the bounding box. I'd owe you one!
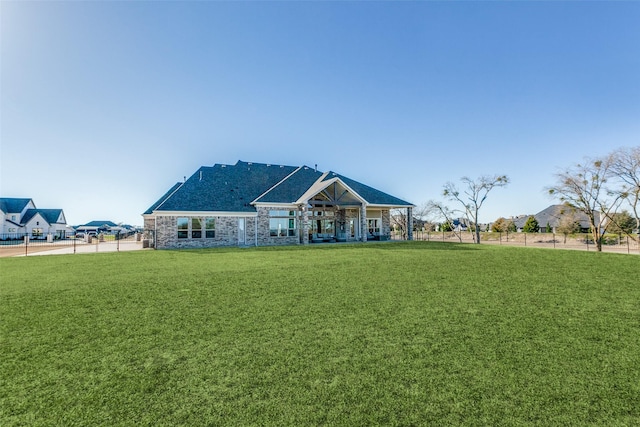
[301,204,309,245]
[407,207,414,241]
[361,204,367,242]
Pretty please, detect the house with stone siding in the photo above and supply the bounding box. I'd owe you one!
[143,161,414,249]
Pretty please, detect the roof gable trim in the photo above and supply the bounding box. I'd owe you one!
[296,176,368,206]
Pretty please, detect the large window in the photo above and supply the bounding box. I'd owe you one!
[205,218,215,238]
[269,210,296,237]
[177,217,215,239]
[191,218,202,238]
[177,217,189,239]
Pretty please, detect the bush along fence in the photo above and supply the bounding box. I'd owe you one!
[392,230,640,254]
[0,231,143,257]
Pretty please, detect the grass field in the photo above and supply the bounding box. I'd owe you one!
[1,242,639,426]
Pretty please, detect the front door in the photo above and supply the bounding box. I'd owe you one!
[238,218,246,245]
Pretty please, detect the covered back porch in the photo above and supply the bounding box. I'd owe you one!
[297,177,413,244]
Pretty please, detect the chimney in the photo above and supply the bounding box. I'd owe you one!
[315,164,317,172]
[199,170,203,181]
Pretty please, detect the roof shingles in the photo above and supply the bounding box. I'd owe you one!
[145,161,412,214]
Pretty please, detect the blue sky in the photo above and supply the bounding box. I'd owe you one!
[2,1,639,226]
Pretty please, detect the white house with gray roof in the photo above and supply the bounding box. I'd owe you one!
[0,197,71,239]
[143,161,414,249]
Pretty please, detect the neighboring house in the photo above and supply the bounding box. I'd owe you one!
[143,161,414,249]
[512,204,597,233]
[74,221,138,237]
[75,220,119,235]
[0,197,71,239]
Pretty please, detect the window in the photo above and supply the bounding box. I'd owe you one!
[269,210,296,237]
[205,218,215,238]
[269,210,295,217]
[32,228,43,237]
[177,217,188,238]
[270,218,296,237]
[311,219,335,235]
[191,218,202,238]
[368,219,380,234]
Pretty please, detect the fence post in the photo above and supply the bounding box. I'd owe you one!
[73,236,76,254]
[24,235,28,256]
[524,233,527,247]
[553,233,556,249]
[627,235,630,255]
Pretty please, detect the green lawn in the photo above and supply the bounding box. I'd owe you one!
[1,242,639,426]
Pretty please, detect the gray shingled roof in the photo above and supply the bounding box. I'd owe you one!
[150,161,297,213]
[0,198,32,213]
[81,220,119,227]
[22,209,64,225]
[255,166,323,203]
[145,160,413,214]
[143,182,183,215]
[514,204,595,230]
[329,172,413,207]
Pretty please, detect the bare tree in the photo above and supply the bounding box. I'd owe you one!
[442,175,509,244]
[425,200,466,242]
[390,208,409,240]
[547,157,627,252]
[609,146,640,236]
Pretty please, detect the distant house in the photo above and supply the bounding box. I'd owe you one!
[513,204,597,233]
[0,197,71,239]
[75,220,119,235]
[143,160,414,249]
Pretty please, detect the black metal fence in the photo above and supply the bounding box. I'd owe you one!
[392,231,640,254]
[0,231,143,257]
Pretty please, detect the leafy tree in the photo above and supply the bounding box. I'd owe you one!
[548,157,626,252]
[607,211,636,235]
[492,217,515,233]
[522,216,540,233]
[440,221,453,232]
[545,222,552,233]
[443,174,509,244]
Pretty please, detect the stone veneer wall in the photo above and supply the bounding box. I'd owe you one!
[381,209,391,238]
[143,217,156,248]
[256,207,300,246]
[153,215,249,249]
[146,207,394,249]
